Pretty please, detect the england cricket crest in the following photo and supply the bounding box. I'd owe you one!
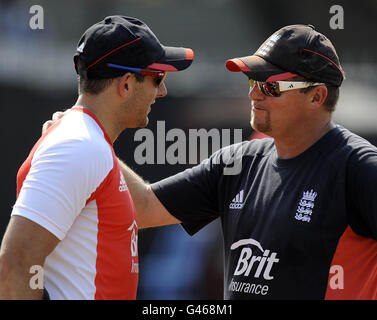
[294,189,317,223]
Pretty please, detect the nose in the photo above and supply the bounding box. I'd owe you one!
[249,82,264,101]
[157,83,167,98]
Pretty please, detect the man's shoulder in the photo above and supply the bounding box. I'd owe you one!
[201,137,274,176]
[331,125,377,155]
[44,111,110,149]
[216,136,275,160]
[33,111,113,167]
[320,126,377,174]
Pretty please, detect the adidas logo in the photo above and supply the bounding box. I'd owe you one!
[119,172,128,192]
[229,190,244,209]
[77,42,85,53]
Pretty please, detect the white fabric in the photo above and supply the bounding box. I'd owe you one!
[12,111,114,299]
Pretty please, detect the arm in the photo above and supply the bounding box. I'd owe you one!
[118,159,181,229]
[0,216,59,299]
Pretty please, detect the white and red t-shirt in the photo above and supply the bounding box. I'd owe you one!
[12,106,138,299]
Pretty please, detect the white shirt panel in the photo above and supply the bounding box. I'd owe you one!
[43,200,99,299]
[12,111,113,240]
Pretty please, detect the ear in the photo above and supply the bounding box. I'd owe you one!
[309,85,328,109]
[117,73,133,98]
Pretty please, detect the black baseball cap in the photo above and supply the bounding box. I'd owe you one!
[226,24,345,87]
[74,15,194,80]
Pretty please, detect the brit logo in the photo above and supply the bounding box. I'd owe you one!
[128,220,138,273]
[294,189,317,223]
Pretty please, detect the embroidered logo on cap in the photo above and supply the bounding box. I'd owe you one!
[77,42,85,53]
[257,34,281,56]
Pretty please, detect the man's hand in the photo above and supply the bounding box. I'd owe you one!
[42,110,69,134]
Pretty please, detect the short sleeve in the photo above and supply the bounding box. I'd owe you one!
[12,138,113,240]
[151,142,245,235]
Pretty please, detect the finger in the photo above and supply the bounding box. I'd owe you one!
[52,111,65,121]
[42,120,53,135]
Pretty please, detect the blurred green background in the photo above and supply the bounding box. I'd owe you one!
[1,0,376,299]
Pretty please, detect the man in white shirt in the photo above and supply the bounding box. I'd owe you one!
[0,15,193,299]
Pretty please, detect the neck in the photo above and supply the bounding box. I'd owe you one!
[273,120,335,159]
[74,94,122,143]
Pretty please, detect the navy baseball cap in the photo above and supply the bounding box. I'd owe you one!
[226,24,345,87]
[74,15,194,79]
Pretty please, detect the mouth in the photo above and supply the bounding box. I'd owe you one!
[252,104,266,111]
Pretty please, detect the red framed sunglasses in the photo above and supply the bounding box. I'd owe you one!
[107,63,167,86]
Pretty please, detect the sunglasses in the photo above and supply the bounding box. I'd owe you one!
[107,63,167,86]
[249,79,325,97]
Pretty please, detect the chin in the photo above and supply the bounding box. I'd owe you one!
[138,117,149,128]
[126,118,148,129]
[251,114,271,133]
